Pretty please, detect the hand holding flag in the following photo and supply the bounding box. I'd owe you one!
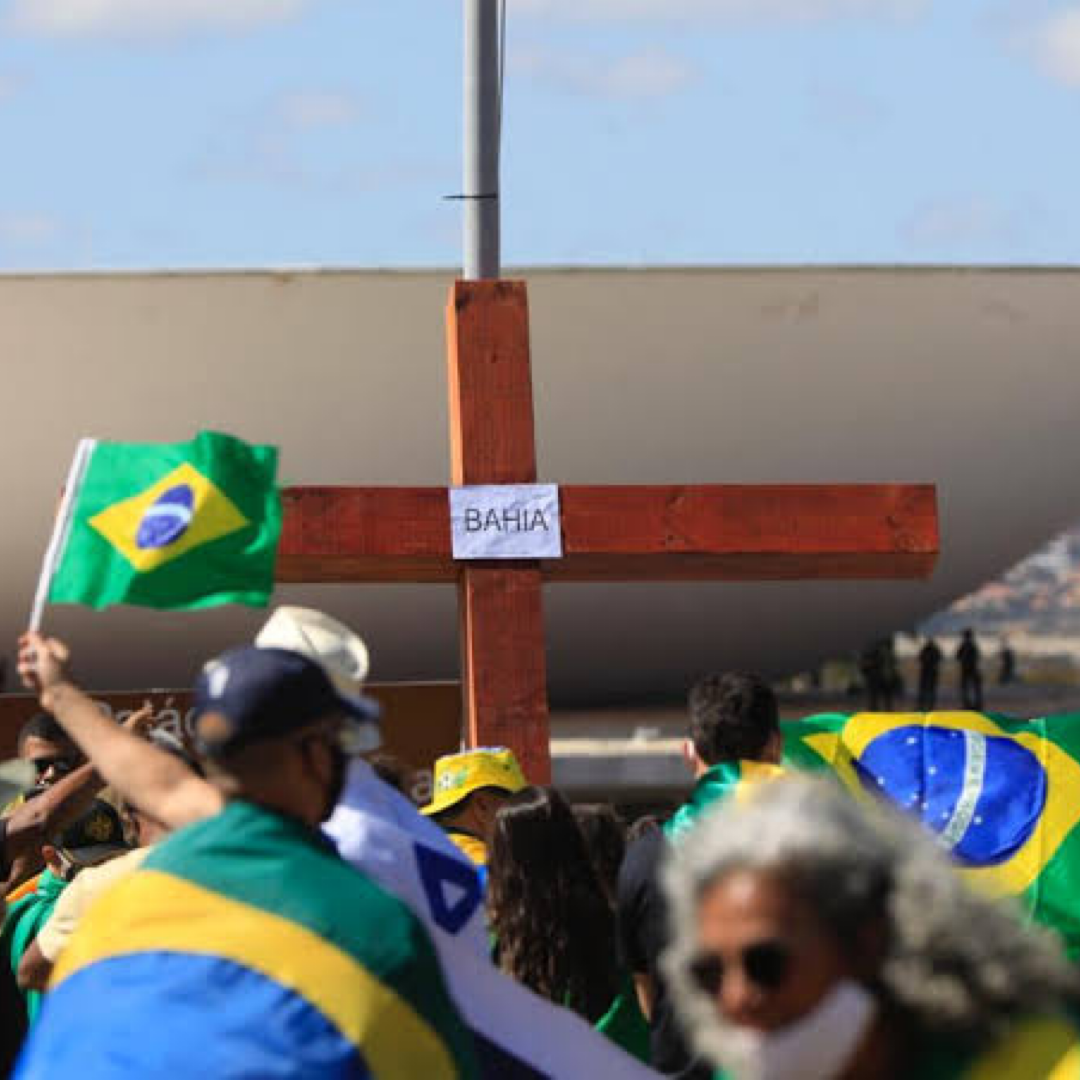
[17,631,69,696]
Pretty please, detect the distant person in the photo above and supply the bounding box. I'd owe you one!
[617,673,783,1080]
[859,640,893,711]
[421,748,527,866]
[917,636,942,711]
[999,639,1018,686]
[662,777,1080,1080]
[957,628,984,710]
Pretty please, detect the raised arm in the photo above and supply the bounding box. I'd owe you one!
[1,761,104,891]
[17,633,223,830]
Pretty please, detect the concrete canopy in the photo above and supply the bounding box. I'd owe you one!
[2,266,1076,703]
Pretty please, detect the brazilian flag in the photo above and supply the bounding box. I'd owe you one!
[47,432,281,611]
[784,712,1080,958]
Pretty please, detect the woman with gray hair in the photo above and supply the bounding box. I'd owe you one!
[662,776,1080,1080]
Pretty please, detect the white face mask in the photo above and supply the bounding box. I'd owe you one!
[718,980,876,1080]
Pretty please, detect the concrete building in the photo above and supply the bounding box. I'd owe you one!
[2,267,1076,721]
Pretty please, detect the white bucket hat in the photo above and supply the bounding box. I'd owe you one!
[255,606,371,697]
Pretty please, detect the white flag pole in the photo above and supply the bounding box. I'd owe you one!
[29,438,97,632]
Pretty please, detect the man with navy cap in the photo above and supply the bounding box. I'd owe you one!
[17,636,380,836]
[16,631,477,1079]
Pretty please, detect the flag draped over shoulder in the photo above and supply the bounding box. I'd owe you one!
[663,761,786,842]
[48,432,281,611]
[784,712,1080,958]
[16,801,477,1080]
[327,761,662,1080]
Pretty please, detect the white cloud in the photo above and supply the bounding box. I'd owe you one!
[276,90,361,131]
[517,48,698,98]
[1031,7,1080,87]
[9,0,315,40]
[512,0,927,23]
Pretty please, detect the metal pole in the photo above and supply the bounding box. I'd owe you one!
[463,0,501,280]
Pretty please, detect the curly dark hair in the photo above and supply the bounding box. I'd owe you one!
[487,786,622,1023]
[688,672,778,765]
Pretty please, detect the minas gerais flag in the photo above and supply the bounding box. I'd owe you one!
[784,711,1080,958]
[34,432,281,617]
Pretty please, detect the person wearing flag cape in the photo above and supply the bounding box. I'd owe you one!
[618,673,786,1080]
[14,631,477,1079]
[14,611,662,1080]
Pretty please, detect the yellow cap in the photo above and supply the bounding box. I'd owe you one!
[421,748,527,817]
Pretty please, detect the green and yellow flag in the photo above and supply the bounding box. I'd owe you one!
[46,432,281,611]
[784,712,1080,958]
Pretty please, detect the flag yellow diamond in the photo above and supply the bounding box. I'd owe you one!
[90,463,250,574]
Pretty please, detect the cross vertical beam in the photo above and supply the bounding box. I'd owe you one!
[446,280,552,782]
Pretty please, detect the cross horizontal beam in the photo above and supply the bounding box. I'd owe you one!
[277,483,938,584]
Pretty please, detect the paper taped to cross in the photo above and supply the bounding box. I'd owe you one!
[450,483,563,560]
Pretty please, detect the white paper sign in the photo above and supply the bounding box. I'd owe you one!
[450,484,563,560]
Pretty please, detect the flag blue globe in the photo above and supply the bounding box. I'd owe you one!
[136,484,195,550]
[854,726,1047,866]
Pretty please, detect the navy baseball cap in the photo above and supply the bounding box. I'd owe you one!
[192,646,381,758]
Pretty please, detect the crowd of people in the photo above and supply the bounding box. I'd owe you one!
[862,629,1017,713]
[0,609,1078,1078]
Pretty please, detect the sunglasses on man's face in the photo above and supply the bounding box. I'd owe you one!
[689,940,793,996]
[30,755,76,779]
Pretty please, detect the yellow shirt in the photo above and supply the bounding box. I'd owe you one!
[446,831,488,867]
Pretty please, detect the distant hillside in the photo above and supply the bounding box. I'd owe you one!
[925,523,1080,636]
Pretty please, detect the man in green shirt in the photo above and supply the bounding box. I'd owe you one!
[618,672,783,1078]
[2,799,127,1024]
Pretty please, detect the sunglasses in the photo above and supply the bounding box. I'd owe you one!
[30,755,76,779]
[689,940,793,996]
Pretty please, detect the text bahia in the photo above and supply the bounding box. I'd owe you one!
[465,508,552,534]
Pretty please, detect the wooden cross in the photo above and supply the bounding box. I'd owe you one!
[277,281,939,783]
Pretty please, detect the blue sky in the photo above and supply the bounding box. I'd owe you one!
[0,0,1077,269]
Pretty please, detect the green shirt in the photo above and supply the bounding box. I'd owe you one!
[665,761,786,841]
[1,869,66,1024]
[595,971,651,1062]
